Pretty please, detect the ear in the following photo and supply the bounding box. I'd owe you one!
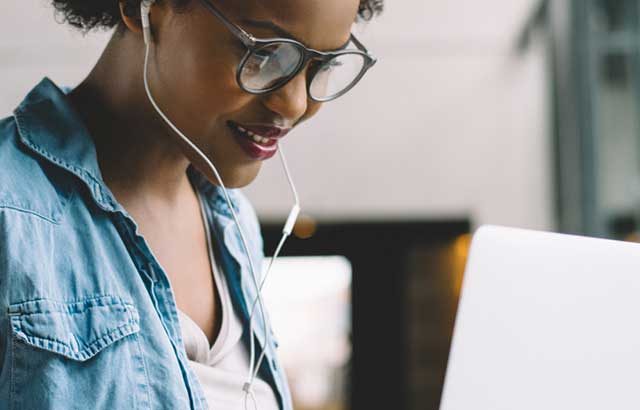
[118,1,145,35]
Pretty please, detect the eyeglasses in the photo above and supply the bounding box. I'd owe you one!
[199,0,377,102]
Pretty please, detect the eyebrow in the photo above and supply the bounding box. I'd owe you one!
[239,19,351,52]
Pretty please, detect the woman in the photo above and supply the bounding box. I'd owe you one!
[0,0,382,409]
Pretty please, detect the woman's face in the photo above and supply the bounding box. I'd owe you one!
[144,0,361,187]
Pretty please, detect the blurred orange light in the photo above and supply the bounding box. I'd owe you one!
[453,233,472,261]
[624,232,640,243]
[451,233,472,297]
[293,214,318,239]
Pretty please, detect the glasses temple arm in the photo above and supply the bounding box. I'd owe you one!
[350,33,369,53]
[199,0,256,46]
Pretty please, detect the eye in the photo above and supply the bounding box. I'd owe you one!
[254,49,271,59]
[246,49,272,72]
[319,58,343,72]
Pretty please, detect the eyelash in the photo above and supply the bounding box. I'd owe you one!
[318,59,342,72]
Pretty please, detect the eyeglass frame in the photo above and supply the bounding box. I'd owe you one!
[198,0,378,102]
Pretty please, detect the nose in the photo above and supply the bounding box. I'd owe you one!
[261,70,309,123]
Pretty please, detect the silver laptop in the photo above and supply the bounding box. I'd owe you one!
[440,225,640,410]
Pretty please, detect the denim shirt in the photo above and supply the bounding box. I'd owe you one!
[0,78,292,410]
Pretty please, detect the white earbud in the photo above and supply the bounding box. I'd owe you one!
[140,0,154,45]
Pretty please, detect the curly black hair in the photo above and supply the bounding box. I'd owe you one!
[51,0,384,32]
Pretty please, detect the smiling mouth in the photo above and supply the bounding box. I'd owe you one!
[227,121,278,147]
[226,120,280,161]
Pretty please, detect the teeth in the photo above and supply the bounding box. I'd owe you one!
[251,135,270,144]
[233,123,271,145]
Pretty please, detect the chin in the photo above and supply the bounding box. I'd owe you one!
[219,162,262,189]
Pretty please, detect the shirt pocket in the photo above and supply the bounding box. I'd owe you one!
[8,295,151,410]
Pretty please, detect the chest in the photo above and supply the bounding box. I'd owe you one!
[131,199,222,347]
[163,236,221,347]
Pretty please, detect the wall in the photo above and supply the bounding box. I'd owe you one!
[1,0,554,230]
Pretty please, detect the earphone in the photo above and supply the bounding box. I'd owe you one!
[140,1,300,408]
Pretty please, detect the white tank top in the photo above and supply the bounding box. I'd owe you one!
[176,189,280,410]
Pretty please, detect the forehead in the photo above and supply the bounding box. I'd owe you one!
[216,0,360,50]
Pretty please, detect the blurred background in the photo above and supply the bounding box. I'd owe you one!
[3,0,640,409]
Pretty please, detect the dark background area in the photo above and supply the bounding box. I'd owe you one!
[262,219,470,410]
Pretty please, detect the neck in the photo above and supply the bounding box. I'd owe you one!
[69,29,193,213]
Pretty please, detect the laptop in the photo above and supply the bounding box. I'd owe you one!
[440,225,640,410]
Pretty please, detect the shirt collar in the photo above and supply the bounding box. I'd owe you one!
[13,77,239,219]
[14,77,108,202]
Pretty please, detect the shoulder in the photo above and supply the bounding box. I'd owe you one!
[0,115,72,224]
[0,116,67,296]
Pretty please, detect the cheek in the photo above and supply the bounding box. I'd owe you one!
[157,24,247,115]
[176,49,239,107]
[153,42,257,148]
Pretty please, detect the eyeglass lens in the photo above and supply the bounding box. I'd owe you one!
[309,53,366,100]
[240,43,303,91]
[239,42,367,100]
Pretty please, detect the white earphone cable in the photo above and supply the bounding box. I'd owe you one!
[140,4,300,407]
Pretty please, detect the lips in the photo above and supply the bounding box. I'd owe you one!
[227,121,289,160]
